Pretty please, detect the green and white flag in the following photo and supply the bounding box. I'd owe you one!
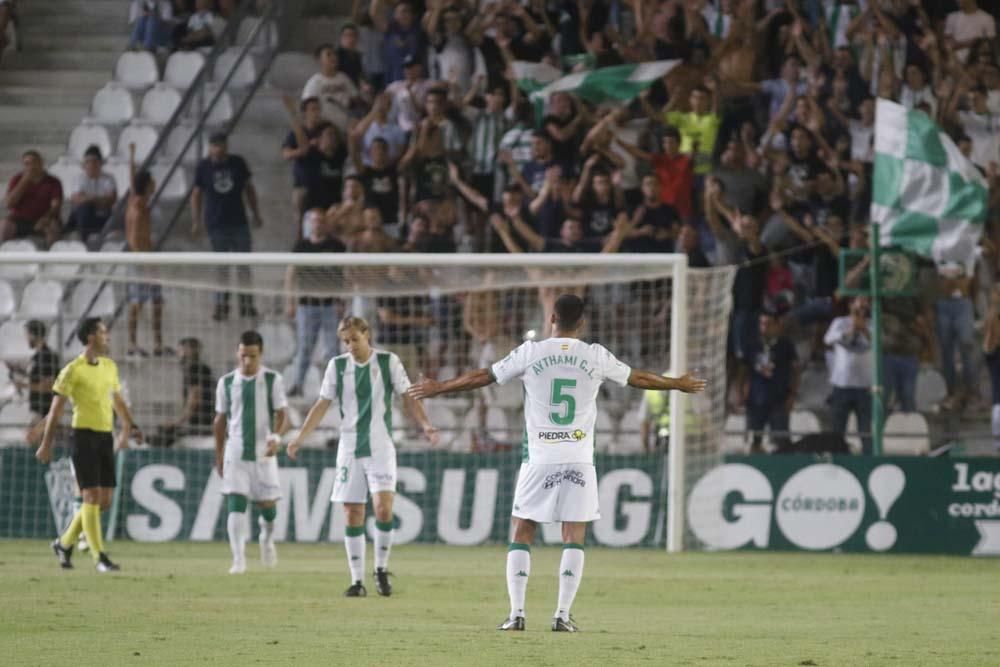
[871,98,988,272]
[511,61,563,95]
[528,60,679,108]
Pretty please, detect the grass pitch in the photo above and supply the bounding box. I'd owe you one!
[2,540,997,666]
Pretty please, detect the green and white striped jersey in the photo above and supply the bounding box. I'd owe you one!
[215,367,288,461]
[467,108,512,175]
[319,350,411,458]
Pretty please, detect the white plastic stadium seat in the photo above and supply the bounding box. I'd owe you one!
[164,51,205,90]
[90,82,136,125]
[283,363,321,399]
[114,51,159,90]
[17,279,64,321]
[140,83,183,126]
[164,121,207,165]
[213,48,258,89]
[103,158,132,200]
[0,240,39,281]
[0,400,33,427]
[201,85,234,125]
[151,162,189,200]
[117,122,160,163]
[0,281,16,321]
[0,365,15,405]
[257,321,296,368]
[883,413,930,456]
[70,281,116,320]
[42,240,87,280]
[916,367,948,412]
[67,121,112,162]
[723,413,746,454]
[47,323,84,361]
[48,156,84,201]
[0,320,33,364]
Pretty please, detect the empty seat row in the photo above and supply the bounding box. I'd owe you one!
[114,46,260,92]
[48,154,189,204]
[85,84,234,135]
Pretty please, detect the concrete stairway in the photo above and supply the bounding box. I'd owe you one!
[0,0,129,189]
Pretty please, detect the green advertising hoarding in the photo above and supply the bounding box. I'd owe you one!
[3,449,998,555]
[690,456,1000,555]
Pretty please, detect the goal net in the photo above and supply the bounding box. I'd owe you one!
[0,252,733,550]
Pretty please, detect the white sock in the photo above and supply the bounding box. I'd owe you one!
[227,512,248,563]
[259,516,274,542]
[374,522,392,571]
[555,546,585,620]
[345,532,366,583]
[506,544,531,619]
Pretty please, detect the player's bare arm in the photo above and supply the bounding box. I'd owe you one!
[34,394,68,464]
[213,412,227,477]
[111,391,137,449]
[402,394,441,446]
[286,398,331,460]
[406,368,496,400]
[266,407,290,456]
[627,370,706,394]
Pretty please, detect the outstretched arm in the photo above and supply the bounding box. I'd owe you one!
[627,369,706,393]
[406,368,495,400]
[403,394,441,446]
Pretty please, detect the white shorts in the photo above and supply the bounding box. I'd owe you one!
[222,455,282,501]
[330,448,397,504]
[511,462,600,524]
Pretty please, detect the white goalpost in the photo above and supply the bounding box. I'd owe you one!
[0,252,734,551]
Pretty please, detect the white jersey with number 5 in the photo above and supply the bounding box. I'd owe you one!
[490,338,631,465]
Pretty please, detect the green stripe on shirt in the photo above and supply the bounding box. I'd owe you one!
[241,378,256,461]
[355,364,372,457]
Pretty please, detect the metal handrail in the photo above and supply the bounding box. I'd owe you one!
[66,1,286,345]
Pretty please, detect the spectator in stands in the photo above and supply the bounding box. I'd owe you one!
[125,143,170,359]
[66,145,117,246]
[426,4,485,95]
[149,337,215,446]
[664,80,721,186]
[616,125,693,222]
[128,0,174,52]
[370,0,425,85]
[881,296,931,415]
[351,92,407,167]
[290,119,347,230]
[573,159,626,238]
[0,0,14,64]
[336,22,364,85]
[400,88,462,201]
[626,175,680,253]
[984,284,1000,452]
[824,297,873,454]
[744,310,799,453]
[281,96,324,223]
[385,56,435,134]
[945,0,996,64]
[285,209,346,397]
[934,262,981,411]
[191,133,262,320]
[675,222,709,268]
[12,320,59,434]
[351,136,401,229]
[488,208,633,255]
[2,150,62,248]
[174,0,218,51]
[302,43,360,134]
[326,176,367,243]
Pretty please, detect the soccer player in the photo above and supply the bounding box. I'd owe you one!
[214,330,290,574]
[407,294,706,632]
[287,315,439,597]
[35,317,138,572]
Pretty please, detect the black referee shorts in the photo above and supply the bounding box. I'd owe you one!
[71,429,116,489]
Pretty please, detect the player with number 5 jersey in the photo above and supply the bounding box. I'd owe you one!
[408,294,705,633]
[288,316,439,598]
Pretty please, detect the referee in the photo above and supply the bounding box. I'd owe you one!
[35,318,137,572]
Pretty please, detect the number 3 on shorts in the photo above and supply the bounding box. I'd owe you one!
[339,466,349,482]
[549,378,576,426]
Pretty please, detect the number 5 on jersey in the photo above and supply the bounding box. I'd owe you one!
[549,378,576,426]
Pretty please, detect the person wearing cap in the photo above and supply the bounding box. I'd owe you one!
[370,0,425,84]
[191,132,262,321]
[66,145,117,245]
[302,43,359,134]
[385,55,435,134]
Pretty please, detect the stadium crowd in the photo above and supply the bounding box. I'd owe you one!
[3,0,1000,453]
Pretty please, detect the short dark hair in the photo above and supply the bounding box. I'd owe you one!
[662,126,681,142]
[314,43,336,59]
[553,294,586,331]
[240,330,263,349]
[25,320,47,339]
[370,136,388,147]
[179,337,201,352]
[426,87,447,101]
[134,170,153,196]
[84,145,103,161]
[22,149,42,162]
[300,96,320,112]
[78,317,103,345]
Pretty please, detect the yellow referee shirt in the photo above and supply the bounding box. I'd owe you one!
[52,355,121,432]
